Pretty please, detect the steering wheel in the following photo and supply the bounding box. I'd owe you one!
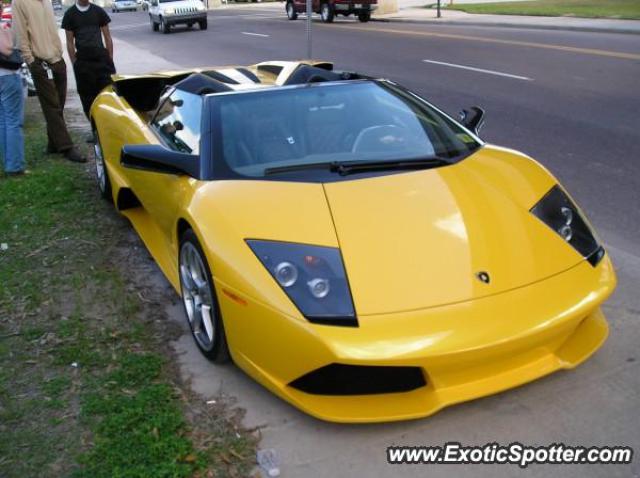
[352,124,411,154]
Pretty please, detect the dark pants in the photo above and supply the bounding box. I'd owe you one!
[29,59,73,153]
[73,48,115,119]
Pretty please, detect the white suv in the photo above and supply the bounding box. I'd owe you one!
[149,0,207,33]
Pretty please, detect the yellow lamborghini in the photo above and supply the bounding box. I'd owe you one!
[90,60,616,423]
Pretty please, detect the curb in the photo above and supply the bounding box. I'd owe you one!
[372,16,640,35]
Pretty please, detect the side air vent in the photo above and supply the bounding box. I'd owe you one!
[289,363,427,395]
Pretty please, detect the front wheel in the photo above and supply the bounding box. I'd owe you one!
[286,2,298,20]
[160,17,171,33]
[320,2,334,23]
[199,18,207,30]
[358,12,370,22]
[93,129,112,203]
[179,229,230,363]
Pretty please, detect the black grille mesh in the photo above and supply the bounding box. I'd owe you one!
[289,363,426,395]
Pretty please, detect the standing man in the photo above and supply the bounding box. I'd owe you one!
[0,3,25,176]
[12,0,86,162]
[62,0,115,124]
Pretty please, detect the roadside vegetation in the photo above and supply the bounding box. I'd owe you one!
[445,0,640,20]
[0,101,256,477]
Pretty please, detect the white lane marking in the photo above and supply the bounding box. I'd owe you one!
[110,22,150,31]
[210,13,280,18]
[242,31,270,37]
[110,13,280,30]
[423,59,532,81]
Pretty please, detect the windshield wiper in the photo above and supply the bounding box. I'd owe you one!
[264,161,339,176]
[264,157,451,177]
[330,157,451,176]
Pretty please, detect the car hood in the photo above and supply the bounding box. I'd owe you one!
[323,146,585,316]
[194,146,585,318]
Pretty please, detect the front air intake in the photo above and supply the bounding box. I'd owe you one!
[289,363,426,395]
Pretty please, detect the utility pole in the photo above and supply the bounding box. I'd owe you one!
[306,0,312,58]
[437,0,441,18]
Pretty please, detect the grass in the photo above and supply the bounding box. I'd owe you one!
[0,102,256,477]
[445,0,640,20]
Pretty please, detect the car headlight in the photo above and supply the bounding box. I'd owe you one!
[164,7,175,14]
[531,185,604,266]
[247,240,357,326]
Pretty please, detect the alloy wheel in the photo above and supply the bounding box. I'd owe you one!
[180,241,216,352]
[94,137,106,194]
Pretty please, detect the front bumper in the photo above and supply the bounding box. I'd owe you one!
[165,12,206,23]
[334,2,377,12]
[219,254,616,423]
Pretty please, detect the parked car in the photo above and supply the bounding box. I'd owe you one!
[148,0,207,33]
[112,0,138,12]
[89,60,615,423]
[286,0,377,22]
[1,5,12,26]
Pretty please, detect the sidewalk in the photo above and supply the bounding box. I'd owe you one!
[216,1,640,35]
[374,7,640,35]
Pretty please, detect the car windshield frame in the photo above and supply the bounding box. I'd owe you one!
[207,79,483,182]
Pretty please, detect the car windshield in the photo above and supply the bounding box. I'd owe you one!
[215,81,481,178]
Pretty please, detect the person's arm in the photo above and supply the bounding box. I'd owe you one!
[12,0,34,64]
[65,30,76,63]
[101,25,113,60]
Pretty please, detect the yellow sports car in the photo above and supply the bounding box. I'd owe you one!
[90,61,616,423]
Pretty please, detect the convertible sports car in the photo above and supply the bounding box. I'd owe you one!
[90,61,616,423]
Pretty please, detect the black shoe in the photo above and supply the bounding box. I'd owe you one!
[5,169,30,177]
[64,148,87,163]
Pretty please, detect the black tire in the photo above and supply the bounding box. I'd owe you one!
[286,1,297,20]
[187,22,193,28]
[358,12,370,22]
[160,17,171,33]
[320,2,334,23]
[199,18,207,30]
[93,128,113,203]
[150,15,159,31]
[179,229,230,363]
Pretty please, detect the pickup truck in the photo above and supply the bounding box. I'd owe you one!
[286,0,377,23]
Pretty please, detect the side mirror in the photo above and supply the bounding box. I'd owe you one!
[459,106,485,136]
[121,144,200,178]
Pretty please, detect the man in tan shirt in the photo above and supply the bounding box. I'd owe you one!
[13,0,85,162]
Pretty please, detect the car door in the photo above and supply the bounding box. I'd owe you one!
[125,88,204,258]
[149,0,159,20]
[294,0,307,13]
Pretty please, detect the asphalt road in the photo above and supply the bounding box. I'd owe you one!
[109,5,640,255]
[104,6,640,477]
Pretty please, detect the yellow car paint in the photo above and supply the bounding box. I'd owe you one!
[90,62,616,423]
